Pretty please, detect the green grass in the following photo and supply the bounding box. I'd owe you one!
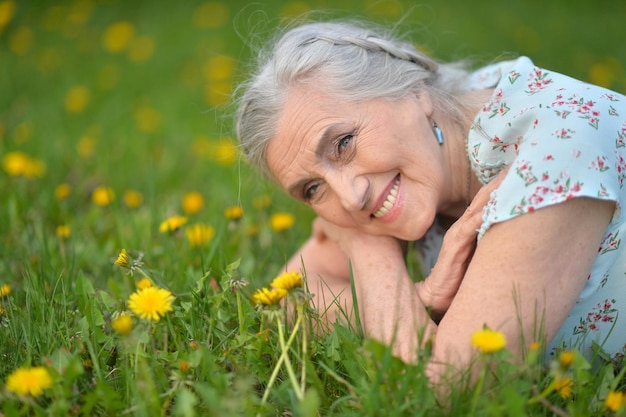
[1,0,626,415]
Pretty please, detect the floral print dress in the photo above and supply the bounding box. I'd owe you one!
[463,56,626,361]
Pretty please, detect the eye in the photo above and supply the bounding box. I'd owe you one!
[304,183,319,201]
[336,134,353,155]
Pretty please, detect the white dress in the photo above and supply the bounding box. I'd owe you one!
[422,56,626,362]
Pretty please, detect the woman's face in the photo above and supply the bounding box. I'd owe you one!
[266,87,449,241]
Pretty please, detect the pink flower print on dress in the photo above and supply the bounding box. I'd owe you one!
[614,151,626,187]
[525,67,553,95]
[616,122,626,148]
[598,230,621,255]
[515,159,538,186]
[553,128,575,139]
[589,155,610,172]
[508,70,521,84]
[573,299,617,335]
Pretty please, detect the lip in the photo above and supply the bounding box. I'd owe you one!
[371,174,401,221]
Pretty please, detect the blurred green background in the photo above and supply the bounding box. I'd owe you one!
[1,0,625,282]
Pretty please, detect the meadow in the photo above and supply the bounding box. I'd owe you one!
[1,0,626,415]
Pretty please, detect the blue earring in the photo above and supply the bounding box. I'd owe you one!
[433,121,444,145]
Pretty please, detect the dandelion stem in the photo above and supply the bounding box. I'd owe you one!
[236,290,245,336]
[469,363,487,416]
[277,315,303,400]
[298,303,307,393]
[259,313,303,408]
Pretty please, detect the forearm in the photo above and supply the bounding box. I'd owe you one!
[346,238,436,363]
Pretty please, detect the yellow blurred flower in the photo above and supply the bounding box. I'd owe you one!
[558,350,575,368]
[111,313,133,335]
[6,366,52,397]
[0,284,10,297]
[193,2,229,28]
[210,138,238,166]
[270,271,303,291]
[134,105,161,133]
[102,21,134,53]
[553,375,573,399]
[269,212,295,232]
[128,286,174,321]
[204,80,231,106]
[55,183,71,200]
[37,47,62,74]
[605,390,625,412]
[280,1,311,18]
[128,35,155,62]
[252,287,287,306]
[123,189,143,209]
[2,151,46,178]
[185,223,215,247]
[182,191,204,215]
[159,215,188,233]
[224,205,243,220]
[0,1,16,30]
[65,85,90,113]
[136,277,153,290]
[92,186,114,207]
[56,225,71,239]
[253,195,271,209]
[204,55,235,81]
[114,249,130,268]
[528,341,541,352]
[77,135,97,158]
[471,328,507,354]
[9,26,33,55]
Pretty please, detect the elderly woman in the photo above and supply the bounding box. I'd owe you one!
[236,21,626,377]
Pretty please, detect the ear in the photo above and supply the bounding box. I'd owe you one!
[414,90,433,118]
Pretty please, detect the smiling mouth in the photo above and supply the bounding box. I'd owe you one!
[372,176,399,218]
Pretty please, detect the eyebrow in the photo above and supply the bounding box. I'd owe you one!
[286,123,345,198]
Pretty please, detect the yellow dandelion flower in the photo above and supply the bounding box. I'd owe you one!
[0,1,16,30]
[128,35,155,62]
[553,376,573,399]
[605,391,624,412]
[6,366,52,397]
[1,284,10,297]
[559,350,575,368]
[114,249,130,268]
[56,225,71,239]
[92,186,114,206]
[123,189,143,209]
[471,328,507,354]
[111,313,133,335]
[128,286,174,321]
[210,138,238,166]
[185,223,215,247]
[252,287,287,306]
[224,205,243,220]
[159,215,188,233]
[528,341,541,352]
[269,212,295,232]
[55,183,71,200]
[65,85,90,113]
[9,26,33,56]
[193,2,229,28]
[2,151,45,178]
[270,271,303,291]
[102,21,134,53]
[134,105,161,133]
[136,277,153,290]
[182,191,204,215]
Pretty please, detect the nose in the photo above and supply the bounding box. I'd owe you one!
[328,170,369,212]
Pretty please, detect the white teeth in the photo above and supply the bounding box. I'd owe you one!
[373,178,399,218]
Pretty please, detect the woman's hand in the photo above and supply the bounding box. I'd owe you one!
[417,169,509,321]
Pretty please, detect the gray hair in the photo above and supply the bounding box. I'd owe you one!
[236,20,472,180]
